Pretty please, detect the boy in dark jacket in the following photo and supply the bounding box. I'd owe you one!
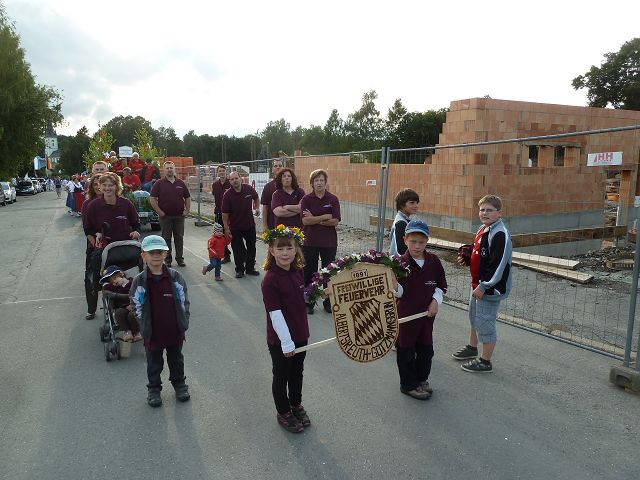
[453,195,512,373]
[395,220,447,400]
[130,235,191,407]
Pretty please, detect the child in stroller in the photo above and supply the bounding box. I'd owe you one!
[101,265,142,342]
[98,240,143,361]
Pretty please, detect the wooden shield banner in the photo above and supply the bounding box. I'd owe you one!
[329,262,399,362]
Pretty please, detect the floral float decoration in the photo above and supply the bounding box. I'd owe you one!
[304,249,410,305]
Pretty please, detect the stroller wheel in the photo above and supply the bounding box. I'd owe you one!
[99,325,108,343]
[104,343,111,362]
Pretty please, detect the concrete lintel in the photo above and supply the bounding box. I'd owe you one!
[609,365,640,393]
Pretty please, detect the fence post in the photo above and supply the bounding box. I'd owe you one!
[375,147,387,251]
[381,146,391,250]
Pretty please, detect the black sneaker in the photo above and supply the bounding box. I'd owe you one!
[176,259,186,267]
[246,270,260,276]
[323,299,332,313]
[235,272,244,278]
[291,405,311,428]
[277,411,304,433]
[174,383,190,402]
[452,345,478,360]
[400,387,430,400]
[147,389,162,408]
[461,358,493,373]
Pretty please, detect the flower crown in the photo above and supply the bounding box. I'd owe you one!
[261,224,305,245]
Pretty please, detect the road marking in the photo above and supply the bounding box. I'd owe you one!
[1,294,85,305]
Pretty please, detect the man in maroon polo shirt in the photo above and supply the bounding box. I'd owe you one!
[150,161,191,267]
[221,171,259,278]
[212,164,232,263]
[261,158,284,231]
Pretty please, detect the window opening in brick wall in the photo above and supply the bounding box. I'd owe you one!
[528,146,538,167]
[554,146,565,166]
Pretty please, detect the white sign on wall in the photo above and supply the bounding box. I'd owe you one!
[248,172,269,201]
[118,146,133,158]
[587,151,623,167]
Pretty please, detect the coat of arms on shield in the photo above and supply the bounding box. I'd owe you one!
[329,263,398,362]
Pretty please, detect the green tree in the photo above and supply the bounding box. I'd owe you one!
[393,109,447,148]
[385,98,408,144]
[82,128,113,169]
[0,3,63,178]
[572,38,640,110]
[58,126,90,174]
[154,126,183,156]
[344,90,384,150]
[103,115,153,150]
[133,127,158,161]
[260,119,292,158]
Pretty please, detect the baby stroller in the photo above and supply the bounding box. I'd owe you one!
[98,240,143,361]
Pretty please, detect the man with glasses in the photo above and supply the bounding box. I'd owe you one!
[452,195,512,373]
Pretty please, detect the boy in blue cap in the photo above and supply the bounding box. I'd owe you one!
[130,235,191,407]
[394,220,447,400]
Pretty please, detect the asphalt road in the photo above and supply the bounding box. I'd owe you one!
[1,192,638,480]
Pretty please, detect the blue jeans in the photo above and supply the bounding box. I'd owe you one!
[142,180,154,192]
[205,258,222,277]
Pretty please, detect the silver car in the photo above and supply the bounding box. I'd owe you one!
[1,181,17,205]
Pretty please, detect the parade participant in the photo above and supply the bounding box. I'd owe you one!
[140,158,161,192]
[111,158,127,176]
[271,168,304,229]
[221,171,260,278]
[81,174,102,219]
[453,195,512,373]
[128,152,145,176]
[261,158,284,231]
[100,266,142,342]
[72,175,85,217]
[81,174,103,319]
[202,223,231,282]
[83,173,140,320]
[122,167,141,193]
[300,169,340,314]
[150,161,191,267]
[54,176,62,199]
[65,175,77,214]
[260,225,310,433]
[394,220,447,400]
[130,235,191,407]
[211,164,232,263]
[389,188,420,257]
[91,160,109,175]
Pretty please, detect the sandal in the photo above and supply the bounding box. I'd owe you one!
[85,313,96,320]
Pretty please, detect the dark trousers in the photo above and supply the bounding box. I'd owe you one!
[84,247,102,315]
[115,308,140,332]
[396,343,434,391]
[146,343,185,391]
[205,258,222,277]
[159,215,185,263]
[268,341,307,414]
[230,227,256,273]
[215,213,231,259]
[302,246,337,307]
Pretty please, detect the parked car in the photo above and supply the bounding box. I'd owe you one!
[1,181,17,205]
[16,180,36,195]
[32,180,43,193]
[33,178,47,190]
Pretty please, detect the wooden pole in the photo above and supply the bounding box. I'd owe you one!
[294,310,430,354]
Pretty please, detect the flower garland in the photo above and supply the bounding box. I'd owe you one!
[261,224,305,245]
[304,249,410,305]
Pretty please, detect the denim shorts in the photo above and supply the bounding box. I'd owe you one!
[468,292,501,344]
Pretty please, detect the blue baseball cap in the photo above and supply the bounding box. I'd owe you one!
[141,235,169,252]
[405,220,430,237]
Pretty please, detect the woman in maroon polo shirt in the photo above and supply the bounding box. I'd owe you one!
[300,169,341,315]
[271,168,305,229]
[83,173,141,319]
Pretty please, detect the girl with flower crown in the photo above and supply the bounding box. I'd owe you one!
[260,225,311,433]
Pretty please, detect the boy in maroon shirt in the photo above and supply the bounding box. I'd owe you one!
[395,220,447,400]
[130,235,191,408]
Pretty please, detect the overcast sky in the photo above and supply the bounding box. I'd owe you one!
[5,0,640,138]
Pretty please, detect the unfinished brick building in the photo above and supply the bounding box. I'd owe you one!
[294,98,640,255]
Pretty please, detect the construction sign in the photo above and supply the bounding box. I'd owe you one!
[329,263,398,363]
